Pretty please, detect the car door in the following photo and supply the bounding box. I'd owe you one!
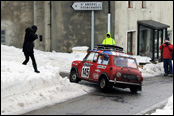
[91,54,110,82]
[80,52,99,81]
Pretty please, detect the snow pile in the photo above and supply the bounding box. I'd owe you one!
[1,61,60,99]
[72,46,89,51]
[133,55,165,77]
[151,95,173,115]
[1,45,94,115]
[72,46,89,53]
[133,55,151,65]
[139,62,165,77]
[1,45,173,115]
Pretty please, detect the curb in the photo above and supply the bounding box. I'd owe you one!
[135,99,168,115]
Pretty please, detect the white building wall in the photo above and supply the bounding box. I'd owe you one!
[115,1,173,55]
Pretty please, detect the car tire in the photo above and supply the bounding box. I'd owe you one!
[129,86,138,93]
[99,77,109,92]
[70,70,80,83]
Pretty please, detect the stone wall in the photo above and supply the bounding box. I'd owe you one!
[1,1,34,48]
[1,1,115,52]
[50,1,115,52]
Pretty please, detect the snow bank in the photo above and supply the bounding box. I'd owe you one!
[151,95,173,115]
[132,55,165,77]
[72,46,89,51]
[139,62,164,77]
[1,45,94,115]
[1,61,60,98]
[133,55,151,65]
[72,46,89,53]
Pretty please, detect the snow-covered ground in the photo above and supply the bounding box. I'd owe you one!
[151,95,173,115]
[1,45,173,115]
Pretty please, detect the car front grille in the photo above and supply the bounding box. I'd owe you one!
[122,74,137,80]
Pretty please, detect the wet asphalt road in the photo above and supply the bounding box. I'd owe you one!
[24,75,173,115]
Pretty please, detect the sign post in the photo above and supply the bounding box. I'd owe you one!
[91,10,94,50]
[71,2,102,50]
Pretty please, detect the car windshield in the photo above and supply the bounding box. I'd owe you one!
[114,57,137,68]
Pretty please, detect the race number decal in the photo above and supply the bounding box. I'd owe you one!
[81,65,90,78]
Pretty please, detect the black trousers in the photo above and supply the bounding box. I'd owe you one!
[23,52,38,71]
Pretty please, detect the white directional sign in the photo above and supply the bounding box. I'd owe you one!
[71,2,102,10]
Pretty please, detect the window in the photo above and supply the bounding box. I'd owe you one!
[142,1,146,8]
[1,30,5,45]
[139,25,153,58]
[167,30,173,40]
[128,1,133,8]
[114,57,137,68]
[85,52,98,62]
[127,32,133,55]
[97,54,109,65]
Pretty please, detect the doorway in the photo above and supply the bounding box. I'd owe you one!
[137,20,169,61]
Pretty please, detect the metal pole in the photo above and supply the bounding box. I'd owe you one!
[108,1,111,33]
[91,10,94,50]
[108,14,111,33]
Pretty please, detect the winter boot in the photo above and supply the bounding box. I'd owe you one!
[33,63,40,73]
[22,62,27,65]
[35,70,40,73]
[22,61,27,65]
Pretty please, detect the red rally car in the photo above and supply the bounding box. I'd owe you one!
[69,45,143,93]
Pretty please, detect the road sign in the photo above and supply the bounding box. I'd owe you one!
[71,2,102,10]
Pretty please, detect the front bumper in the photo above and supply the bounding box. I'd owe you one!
[109,78,142,91]
[109,78,142,86]
[109,80,141,86]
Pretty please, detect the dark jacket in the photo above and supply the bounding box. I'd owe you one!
[22,27,38,53]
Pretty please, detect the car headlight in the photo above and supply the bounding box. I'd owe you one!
[137,76,141,81]
[116,72,121,77]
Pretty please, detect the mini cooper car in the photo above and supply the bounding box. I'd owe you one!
[69,45,143,93]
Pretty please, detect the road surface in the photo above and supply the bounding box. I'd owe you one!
[25,75,173,115]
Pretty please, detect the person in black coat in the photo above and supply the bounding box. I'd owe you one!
[22,25,40,73]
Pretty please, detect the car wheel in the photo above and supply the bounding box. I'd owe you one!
[99,77,108,92]
[129,86,138,93]
[70,70,80,83]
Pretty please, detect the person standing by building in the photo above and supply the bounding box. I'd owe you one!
[159,38,173,77]
[102,33,115,45]
[22,25,40,73]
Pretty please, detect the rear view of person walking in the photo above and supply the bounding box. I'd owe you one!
[22,25,40,73]
[159,38,173,77]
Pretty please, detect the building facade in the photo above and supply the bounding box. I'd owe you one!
[1,1,173,61]
[115,1,173,61]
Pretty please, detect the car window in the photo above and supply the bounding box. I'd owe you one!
[97,54,109,65]
[86,52,98,62]
[114,57,137,68]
